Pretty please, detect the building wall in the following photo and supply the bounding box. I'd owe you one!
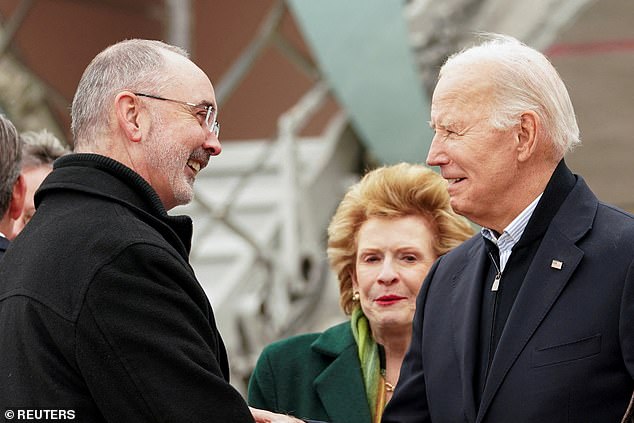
[0,0,339,144]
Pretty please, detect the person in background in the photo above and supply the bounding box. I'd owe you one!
[381,33,634,423]
[0,39,255,422]
[10,129,70,236]
[249,163,474,423]
[0,113,25,256]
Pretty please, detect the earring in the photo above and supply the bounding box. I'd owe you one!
[352,292,360,302]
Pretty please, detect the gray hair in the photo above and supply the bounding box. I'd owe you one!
[71,39,189,149]
[440,33,580,157]
[0,114,22,216]
[20,129,70,169]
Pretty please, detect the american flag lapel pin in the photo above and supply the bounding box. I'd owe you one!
[551,259,563,270]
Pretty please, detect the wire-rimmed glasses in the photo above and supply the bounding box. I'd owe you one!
[134,92,220,137]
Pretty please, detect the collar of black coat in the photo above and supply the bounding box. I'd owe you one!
[514,158,577,248]
[35,153,193,256]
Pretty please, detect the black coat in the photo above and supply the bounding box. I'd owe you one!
[0,154,253,422]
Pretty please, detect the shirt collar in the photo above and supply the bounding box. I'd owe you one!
[481,193,543,252]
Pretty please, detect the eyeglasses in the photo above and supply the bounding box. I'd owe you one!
[133,92,220,137]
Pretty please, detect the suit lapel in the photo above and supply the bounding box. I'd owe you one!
[451,240,488,423]
[477,177,596,421]
[312,326,371,423]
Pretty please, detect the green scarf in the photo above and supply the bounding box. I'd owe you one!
[350,306,382,422]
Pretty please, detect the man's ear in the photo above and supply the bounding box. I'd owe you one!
[9,174,26,220]
[114,91,143,143]
[517,111,538,162]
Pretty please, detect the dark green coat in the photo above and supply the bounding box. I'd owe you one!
[248,321,371,423]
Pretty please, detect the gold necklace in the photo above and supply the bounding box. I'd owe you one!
[381,371,395,393]
[384,380,395,392]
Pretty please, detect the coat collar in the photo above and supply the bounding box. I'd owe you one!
[311,322,372,423]
[36,153,193,258]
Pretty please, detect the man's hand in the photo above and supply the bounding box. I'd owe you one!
[249,406,305,423]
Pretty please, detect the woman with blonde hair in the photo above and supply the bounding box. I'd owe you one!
[249,163,474,423]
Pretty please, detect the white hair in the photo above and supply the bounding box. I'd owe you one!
[20,129,70,169]
[440,33,580,157]
[71,39,189,149]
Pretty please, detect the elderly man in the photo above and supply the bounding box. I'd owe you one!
[0,114,25,256]
[381,33,634,422]
[0,40,254,421]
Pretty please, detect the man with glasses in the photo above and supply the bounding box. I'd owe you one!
[0,39,254,422]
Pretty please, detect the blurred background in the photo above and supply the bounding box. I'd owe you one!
[1,0,632,393]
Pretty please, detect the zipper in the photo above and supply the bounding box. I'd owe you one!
[485,251,502,378]
[489,251,502,292]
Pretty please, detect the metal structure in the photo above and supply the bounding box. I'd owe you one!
[404,0,596,93]
[0,0,65,139]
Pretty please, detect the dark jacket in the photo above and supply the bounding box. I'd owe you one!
[248,321,371,423]
[623,392,634,423]
[0,154,253,422]
[382,163,634,423]
[0,235,8,258]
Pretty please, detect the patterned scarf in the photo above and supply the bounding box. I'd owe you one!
[350,306,386,423]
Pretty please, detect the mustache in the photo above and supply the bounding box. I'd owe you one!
[188,149,211,167]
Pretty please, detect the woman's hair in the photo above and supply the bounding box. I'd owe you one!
[440,33,580,157]
[327,163,474,315]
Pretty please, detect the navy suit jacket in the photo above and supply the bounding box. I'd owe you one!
[382,172,634,423]
[0,235,9,258]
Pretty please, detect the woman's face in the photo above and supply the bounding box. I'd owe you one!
[353,215,437,334]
